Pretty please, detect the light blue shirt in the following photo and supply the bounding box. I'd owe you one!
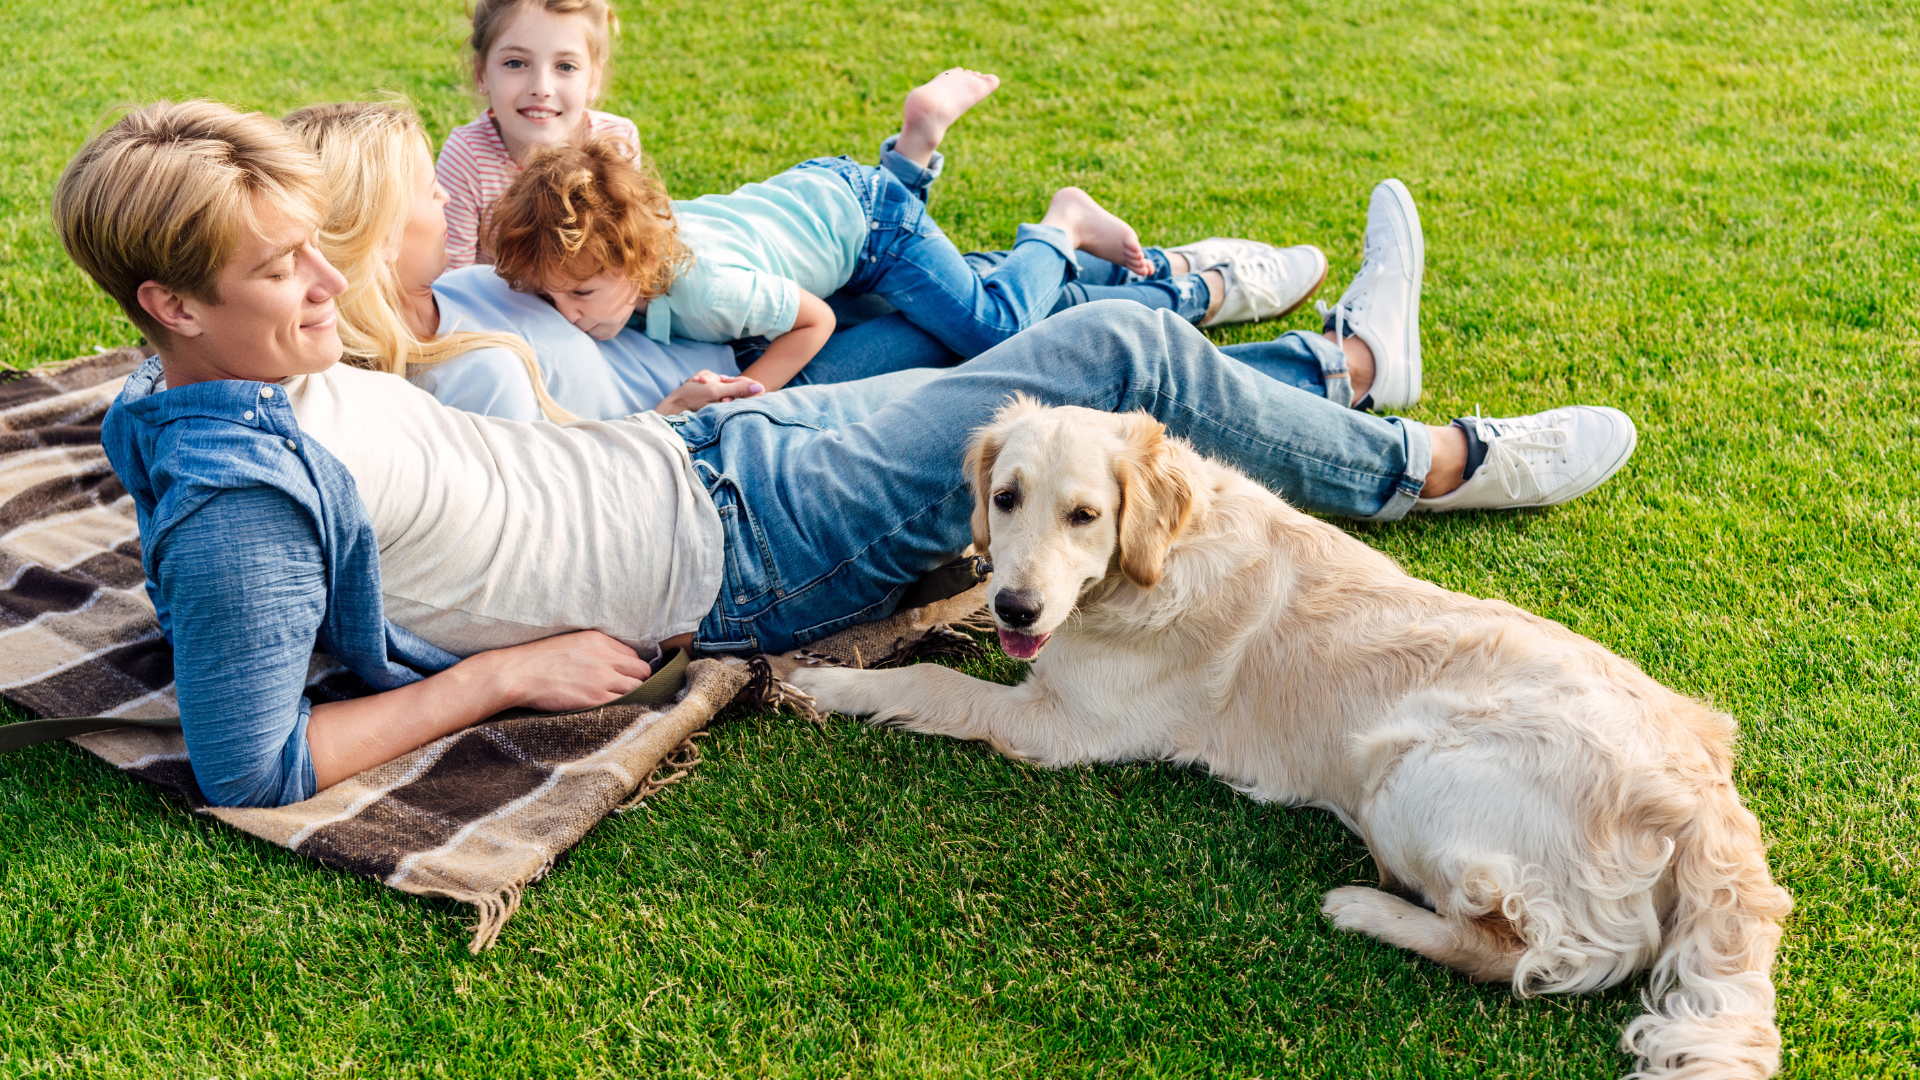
[646,169,868,344]
[418,265,737,420]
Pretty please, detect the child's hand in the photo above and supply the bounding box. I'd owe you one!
[653,370,765,415]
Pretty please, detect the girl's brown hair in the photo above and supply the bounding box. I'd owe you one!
[469,0,618,98]
[488,134,690,301]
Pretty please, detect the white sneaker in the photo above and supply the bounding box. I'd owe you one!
[1317,179,1423,410]
[1415,406,1639,512]
[1163,236,1280,274]
[1197,244,1329,327]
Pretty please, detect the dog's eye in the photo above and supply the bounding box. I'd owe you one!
[993,489,1017,512]
[1068,507,1099,526]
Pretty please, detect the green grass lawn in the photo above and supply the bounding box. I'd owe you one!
[3,0,1917,1075]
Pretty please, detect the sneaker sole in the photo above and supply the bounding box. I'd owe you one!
[1369,179,1423,409]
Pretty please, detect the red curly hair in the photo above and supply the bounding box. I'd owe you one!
[487,134,689,298]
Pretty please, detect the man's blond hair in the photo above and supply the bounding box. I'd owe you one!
[52,100,326,349]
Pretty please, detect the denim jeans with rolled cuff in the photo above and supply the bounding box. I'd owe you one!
[957,247,1213,324]
[796,154,1079,360]
[668,301,1430,656]
[876,133,942,202]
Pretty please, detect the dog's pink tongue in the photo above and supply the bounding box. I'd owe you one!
[997,627,1050,659]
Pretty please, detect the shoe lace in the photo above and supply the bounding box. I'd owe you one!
[1470,408,1572,502]
[1229,251,1288,309]
[1316,297,1346,342]
[1316,259,1381,342]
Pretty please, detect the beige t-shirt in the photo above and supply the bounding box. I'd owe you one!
[283,363,722,660]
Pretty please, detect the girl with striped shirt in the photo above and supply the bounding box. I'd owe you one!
[436,0,637,270]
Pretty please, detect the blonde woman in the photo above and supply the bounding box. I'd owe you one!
[282,101,740,421]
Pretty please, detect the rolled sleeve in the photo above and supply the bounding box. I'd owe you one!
[155,485,329,807]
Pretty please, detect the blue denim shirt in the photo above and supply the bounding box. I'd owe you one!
[101,356,458,808]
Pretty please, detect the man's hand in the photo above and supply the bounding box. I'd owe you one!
[307,630,655,789]
[480,629,653,712]
[654,370,765,415]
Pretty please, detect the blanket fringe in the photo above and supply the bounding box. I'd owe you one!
[739,656,825,724]
[616,732,708,812]
[467,885,523,954]
[949,609,997,634]
[870,623,990,668]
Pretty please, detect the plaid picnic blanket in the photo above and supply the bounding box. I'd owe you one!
[0,349,987,951]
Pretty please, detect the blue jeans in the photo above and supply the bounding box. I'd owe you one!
[795,305,1356,408]
[796,155,1079,359]
[870,138,1211,323]
[669,302,1430,655]
[1055,249,1213,322]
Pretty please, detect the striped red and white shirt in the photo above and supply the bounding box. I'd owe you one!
[435,109,643,271]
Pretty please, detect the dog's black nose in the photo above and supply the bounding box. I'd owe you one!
[993,589,1043,628]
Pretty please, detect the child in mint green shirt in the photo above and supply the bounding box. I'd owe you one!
[485,71,1156,401]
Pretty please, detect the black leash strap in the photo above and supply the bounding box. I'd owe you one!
[0,715,183,753]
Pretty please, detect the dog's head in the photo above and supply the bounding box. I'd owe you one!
[966,399,1201,659]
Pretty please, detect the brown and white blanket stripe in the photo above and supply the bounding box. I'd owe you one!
[0,349,987,951]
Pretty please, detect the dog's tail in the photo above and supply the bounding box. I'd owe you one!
[1620,771,1793,1079]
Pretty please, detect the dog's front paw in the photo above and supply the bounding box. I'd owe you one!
[785,664,874,717]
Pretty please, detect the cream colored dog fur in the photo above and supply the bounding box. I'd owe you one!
[788,400,1792,1079]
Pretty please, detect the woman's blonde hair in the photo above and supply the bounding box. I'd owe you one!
[469,0,618,98]
[282,101,577,423]
[489,134,689,301]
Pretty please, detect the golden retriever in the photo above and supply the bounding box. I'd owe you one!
[787,399,1792,1078]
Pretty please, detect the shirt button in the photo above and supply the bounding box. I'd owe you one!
[285,439,297,450]
[243,410,255,421]
[259,386,275,399]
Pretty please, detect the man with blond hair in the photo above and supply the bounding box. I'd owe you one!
[68,100,1637,807]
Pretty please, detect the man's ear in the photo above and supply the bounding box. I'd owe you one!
[136,281,204,341]
[1114,412,1198,588]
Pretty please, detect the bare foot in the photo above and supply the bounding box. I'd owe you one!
[895,68,1000,168]
[1041,187,1151,276]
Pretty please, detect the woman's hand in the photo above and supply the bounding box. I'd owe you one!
[479,629,654,713]
[654,370,765,415]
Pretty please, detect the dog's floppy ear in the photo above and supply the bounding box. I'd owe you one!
[1114,412,1197,588]
[965,423,1010,553]
[966,395,1048,550]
